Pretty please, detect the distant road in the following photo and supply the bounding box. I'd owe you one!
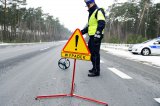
[0,42,159,106]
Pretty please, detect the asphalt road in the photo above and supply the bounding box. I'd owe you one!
[0,42,160,106]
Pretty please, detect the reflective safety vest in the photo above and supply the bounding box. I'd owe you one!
[88,8,105,36]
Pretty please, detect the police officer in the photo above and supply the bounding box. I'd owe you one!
[81,0,106,77]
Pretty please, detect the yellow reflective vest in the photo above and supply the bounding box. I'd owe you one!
[88,8,105,36]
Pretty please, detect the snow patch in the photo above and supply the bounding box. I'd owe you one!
[101,44,160,67]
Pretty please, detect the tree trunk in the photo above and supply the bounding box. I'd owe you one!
[3,0,7,42]
[157,16,160,37]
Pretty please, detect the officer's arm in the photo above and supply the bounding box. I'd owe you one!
[81,25,88,35]
[97,10,105,33]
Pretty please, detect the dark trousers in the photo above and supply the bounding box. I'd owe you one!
[88,36,101,73]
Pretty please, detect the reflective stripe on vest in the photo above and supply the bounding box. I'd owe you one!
[88,9,105,36]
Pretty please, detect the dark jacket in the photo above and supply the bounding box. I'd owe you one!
[81,4,105,35]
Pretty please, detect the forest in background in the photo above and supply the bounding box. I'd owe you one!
[0,0,71,43]
[104,0,160,44]
[0,0,160,44]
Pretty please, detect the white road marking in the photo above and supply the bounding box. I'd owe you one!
[108,68,132,79]
[154,98,160,103]
[40,47,50,51]
[100,60,104,63]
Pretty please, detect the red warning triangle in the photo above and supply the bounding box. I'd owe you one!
[61,29,91,61]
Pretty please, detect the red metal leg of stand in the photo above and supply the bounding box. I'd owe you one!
[35,59,77,100]
[69,59,108,106]
[73,94,108,106]
[70,59,76,96]
[36,94,69,100]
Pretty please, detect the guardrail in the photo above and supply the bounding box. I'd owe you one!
[101,43,133,51]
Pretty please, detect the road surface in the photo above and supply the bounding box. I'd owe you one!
[0,42,160,106]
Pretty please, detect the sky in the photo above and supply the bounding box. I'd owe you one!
[26,0,159,31]
[26,0,117,31]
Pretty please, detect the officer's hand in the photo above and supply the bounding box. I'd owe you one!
[94,35,101,44]
[94,31,103,44]
[81,30,85,35]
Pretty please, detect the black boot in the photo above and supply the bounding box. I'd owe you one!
[88,68,94,73]
[88,72,100,77]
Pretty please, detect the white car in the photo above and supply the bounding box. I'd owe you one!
[130,37,160,56]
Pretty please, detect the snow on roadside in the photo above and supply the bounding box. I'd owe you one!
[101,44,160,67]
[0,41,66,47]
[0,43,9,45]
